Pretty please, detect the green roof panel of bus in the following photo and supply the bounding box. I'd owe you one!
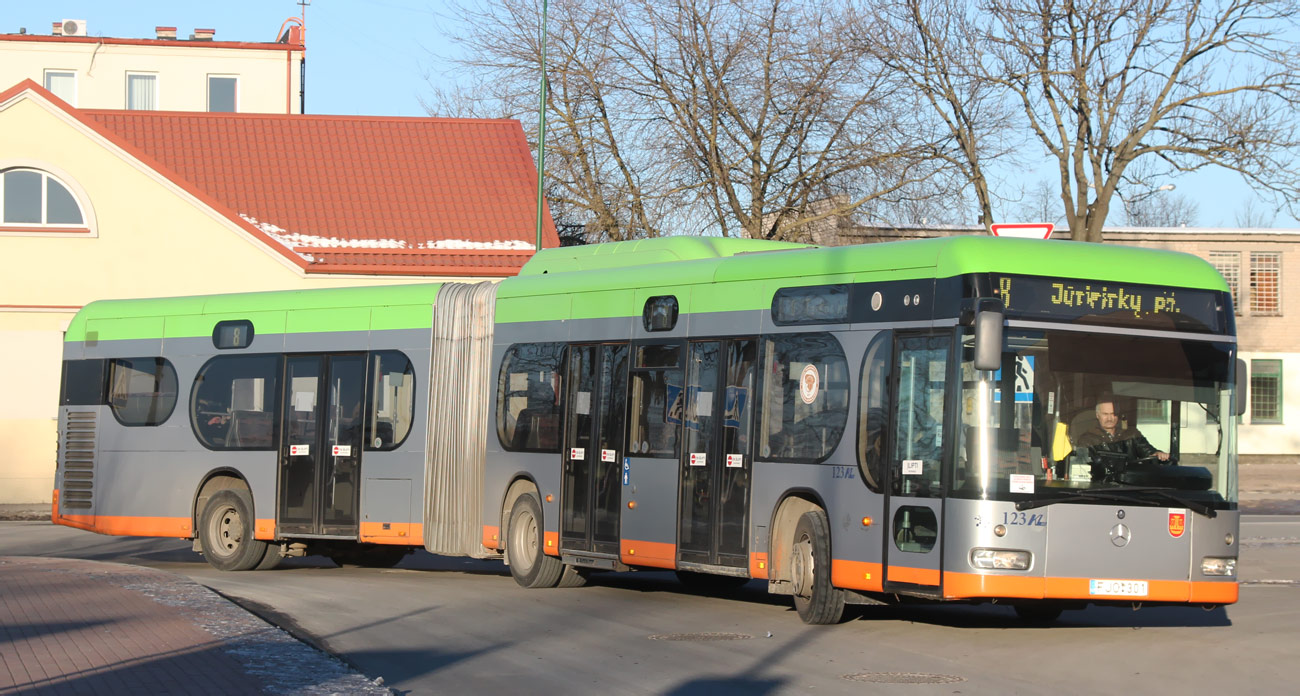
[65,283,445,342]
[517,236,815,276]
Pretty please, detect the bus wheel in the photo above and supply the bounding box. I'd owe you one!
[507,493,563,588]
[199,489,270,571]
[790,509,845,625]
[557,564,589,588]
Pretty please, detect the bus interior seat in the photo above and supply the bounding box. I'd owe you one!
[226,410,273,448]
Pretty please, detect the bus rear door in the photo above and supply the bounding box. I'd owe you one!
[278,354,366,537]
[561,343,629,557]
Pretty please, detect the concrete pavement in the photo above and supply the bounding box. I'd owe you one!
[0,556,389,695]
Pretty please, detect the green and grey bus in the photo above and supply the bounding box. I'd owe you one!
[55,235,1242,623]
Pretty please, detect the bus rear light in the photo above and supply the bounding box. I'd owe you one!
[1201,557,1237,577]
[970,548,1031,571]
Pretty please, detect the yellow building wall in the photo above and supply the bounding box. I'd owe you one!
[1,39,302,113]
[0,94,463,503]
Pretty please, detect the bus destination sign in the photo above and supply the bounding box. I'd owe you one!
[992,274,1224,332]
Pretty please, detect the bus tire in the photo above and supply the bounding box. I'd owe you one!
[255,544,282,571]
[790,509,845,625]
[557,564,589,588]
[199,489,270,571]
[507,493,563,588]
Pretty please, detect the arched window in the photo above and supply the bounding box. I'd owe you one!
[1,168,86,227]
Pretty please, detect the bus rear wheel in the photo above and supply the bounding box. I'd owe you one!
[790,509,845,625]
[199,489,270,571]
[507,493,564,588]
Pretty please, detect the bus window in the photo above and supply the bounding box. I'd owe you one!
[628,343,682,457]
[107,358,178,426]
[191,355,280,450]
[497,343,565,453]
[757,332,849,462]
[892,335,948,497]
[856,332,892,492]
[367,351,415,450]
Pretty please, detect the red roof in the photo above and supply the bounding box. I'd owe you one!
[3,80,556,276]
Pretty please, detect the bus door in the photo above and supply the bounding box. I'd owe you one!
[278,353,366,537]
[882,334,950,593]
[561,343,629,556]
[677,338,756,570]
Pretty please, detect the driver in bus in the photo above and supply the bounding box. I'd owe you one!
[1073,398,1169,464]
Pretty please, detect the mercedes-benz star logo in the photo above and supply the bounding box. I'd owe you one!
[1110,523,1132,547]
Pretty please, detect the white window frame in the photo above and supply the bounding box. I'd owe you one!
[126,71,159,111]
[207,74,239,113]
[0,163,95,237]
[43,69,77,106]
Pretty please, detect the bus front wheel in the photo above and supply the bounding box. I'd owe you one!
[507,493,564,588]
[790,509,845,625]
[199,489,271,571]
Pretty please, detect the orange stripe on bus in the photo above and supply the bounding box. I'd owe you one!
[749,552,770,580]
[51,489,59,518]
[887,565,941,586]
[621,539,676,569]
[544,531,560,557]
[54,514,192,538]
[357,521,421,544]
[830,559,884,592]
[943,572,1238,604]
[481,525,501,550]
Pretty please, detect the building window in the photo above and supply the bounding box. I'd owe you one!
[1208,251,1241,315]
[43,70,75,105]
[208,75,238,112]
[1,168,85,227]
[1250,359,1283,424]
[1250,252,1282,316]
[127,73,157,110]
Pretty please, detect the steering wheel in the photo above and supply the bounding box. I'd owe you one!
[1134,453,1176,466]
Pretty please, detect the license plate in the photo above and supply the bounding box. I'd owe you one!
[1089,579,1149,597]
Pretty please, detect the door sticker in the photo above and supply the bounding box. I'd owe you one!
[332,445,352,457]
[570,447,585,460]
[799,364,820,404]
[690,452,707,467]
[902,459,923,475]
[726,453,744,468]
[601,449,617,462]
[290,444,310,456]
[622,459,630,485]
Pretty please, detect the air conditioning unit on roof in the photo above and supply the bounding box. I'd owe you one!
[61,19,87,37]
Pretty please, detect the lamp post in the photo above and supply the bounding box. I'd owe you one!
[534,0,549,254]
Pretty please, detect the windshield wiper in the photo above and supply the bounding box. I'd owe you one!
[1016,486,1217,518]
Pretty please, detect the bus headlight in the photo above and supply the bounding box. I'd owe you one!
[970,548,1031,571]
[1201,557,1237,577]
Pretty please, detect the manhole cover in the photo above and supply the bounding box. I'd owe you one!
[647,632,752,641]
[842,672,966,684]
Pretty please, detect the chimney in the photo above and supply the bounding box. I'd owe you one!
[51,21,62,36]
[190,28,214,41]
[155,26,176,40]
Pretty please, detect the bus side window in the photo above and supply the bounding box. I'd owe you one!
[191,355,280,450]
[629,343,682,457]
[367,351,415,450]
[757,332,849,463]
[107,358,178,426]
[857,332,892,492]
[496,343,565,453]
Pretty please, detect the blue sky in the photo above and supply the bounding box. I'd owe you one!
[5,1,1295,228]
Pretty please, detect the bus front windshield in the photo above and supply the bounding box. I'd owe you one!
[954,329,1237,510]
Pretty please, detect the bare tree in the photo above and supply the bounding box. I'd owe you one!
[877,0,1300,242]
[1123,191,1199,227]
[866,0,1025,228]
[1234,197,1278,228]
[610,0,950,240]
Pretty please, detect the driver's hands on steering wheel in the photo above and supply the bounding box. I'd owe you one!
[1155,451,1170,462]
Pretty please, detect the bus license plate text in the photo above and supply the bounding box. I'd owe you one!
[1089,579,1148,597]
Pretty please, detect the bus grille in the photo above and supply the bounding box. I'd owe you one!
[61,411,97,510]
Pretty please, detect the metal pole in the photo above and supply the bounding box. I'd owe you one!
[534,0,549,253]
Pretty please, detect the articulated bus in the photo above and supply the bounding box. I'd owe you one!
[54,236,1242,623]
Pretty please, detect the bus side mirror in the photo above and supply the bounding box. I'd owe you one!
[1235,358,1248,416]
[973,298,1004,372]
